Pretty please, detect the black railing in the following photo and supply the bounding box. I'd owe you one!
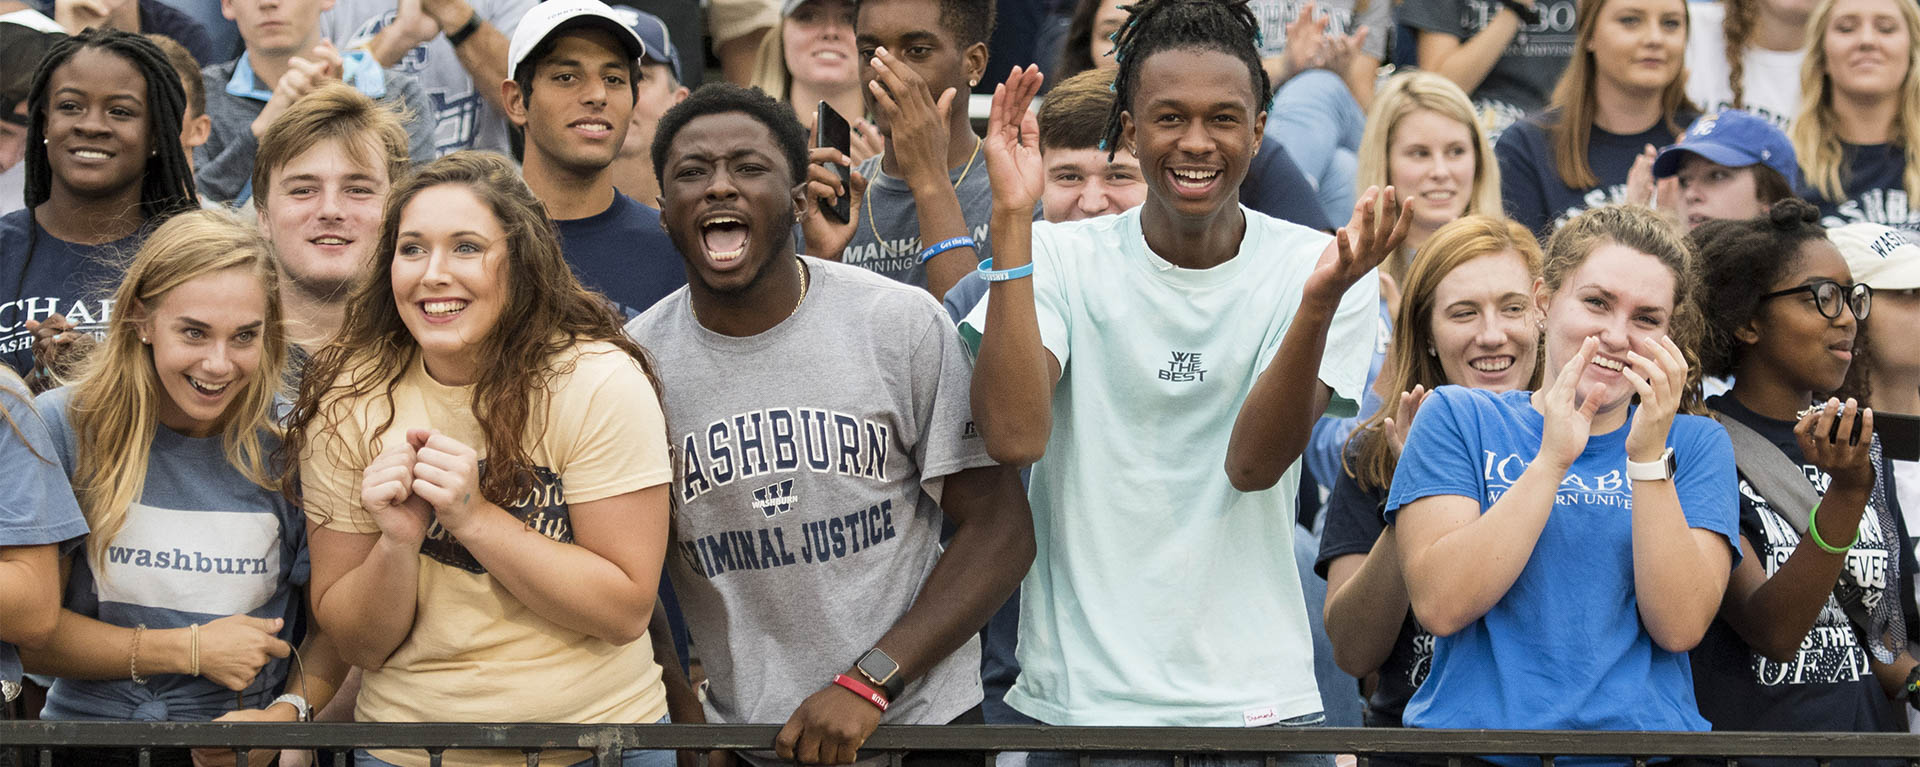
[4,724,1920,767]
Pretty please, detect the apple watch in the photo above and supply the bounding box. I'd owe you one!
[1626,447,1676,482]
[854,648,905,701]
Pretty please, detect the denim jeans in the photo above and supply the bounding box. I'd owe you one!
[1266,68,1367,225]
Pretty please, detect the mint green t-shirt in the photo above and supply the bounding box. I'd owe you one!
[959,206,1378,727]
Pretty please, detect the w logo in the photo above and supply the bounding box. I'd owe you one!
[752,479,797,518]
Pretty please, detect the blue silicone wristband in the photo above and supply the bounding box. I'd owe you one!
[976,257,1034,282]
[918,236,977,264]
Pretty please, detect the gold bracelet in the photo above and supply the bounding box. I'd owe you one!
[130,624,147,685]
[190,623,200,677]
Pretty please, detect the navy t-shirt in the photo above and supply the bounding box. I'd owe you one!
[1805,143,1920,231]
[554,192,685,319]
[139,0,222,71]
[1246,136,1336,232]
[1692,395,1912,763]
[0,210,139,376]
[1314,437,1432,729]
[1495,110,1687,237]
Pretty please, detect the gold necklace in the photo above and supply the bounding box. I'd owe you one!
[690,256,809,324]
[865,138,983,257]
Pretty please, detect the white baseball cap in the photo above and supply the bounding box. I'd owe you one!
[1828,222,1920,291]
[506,0,649,79]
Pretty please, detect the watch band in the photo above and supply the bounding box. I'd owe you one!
[833,674,889,712]
[1498,0,1541,24]
[855,648,906,700]
[445,11,483,47]
[1626,447,1676,482]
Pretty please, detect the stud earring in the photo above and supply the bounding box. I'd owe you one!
[1427,344,1437,357]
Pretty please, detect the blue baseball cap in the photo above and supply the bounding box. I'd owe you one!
[608,5,683,83]
[1652,110,1802,191]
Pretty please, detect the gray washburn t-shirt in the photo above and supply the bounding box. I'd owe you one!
[831,152,994,291]
[625,257,992,743]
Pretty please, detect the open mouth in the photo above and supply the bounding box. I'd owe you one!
[311,235,352,249]
[570,118,614,140]
[71,148,112,160]
[813,50,849,61]
[700,214,750,264]
[186,375,231,397]
[1592,356,1626,373]
[1469,355,1515,373]
[421,299,469,321]
[1421,190,1456,202]
[1169,168,1221,196]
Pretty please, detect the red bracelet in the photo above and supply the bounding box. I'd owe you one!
[833,673,889,711]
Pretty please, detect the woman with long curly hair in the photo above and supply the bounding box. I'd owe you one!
[286,151,673,767]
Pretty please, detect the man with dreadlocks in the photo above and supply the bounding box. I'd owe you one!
[963,0,1409,747]
[0,28,198,384]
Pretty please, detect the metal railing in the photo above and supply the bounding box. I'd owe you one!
[4,724,1920,767]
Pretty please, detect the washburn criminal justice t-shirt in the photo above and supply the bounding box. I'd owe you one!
[625,257,994,741]
[300,341,671,767]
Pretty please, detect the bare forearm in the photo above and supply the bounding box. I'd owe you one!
[0,548,60,648]
[1225,298,1338,492]
[1402,460,1561,634]
[365,25,423,68]
[1727,485,1869,659]
[1323,538,1412,677]
[447,26,510,112]
[454,504,657,644]
[971,209,1054,465]
[1422,16,1519,96]
[314,536,420,668]
[1343,56,1380,108]
[871,466,1032,684]
[289,629,351,713]
[1871,654,1919,699]
[1631,479,1730,651]
[651,603,704,724]
[21,611,190,679]
[911,180,979,303]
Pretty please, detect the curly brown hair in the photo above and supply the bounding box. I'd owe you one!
[280,151,664,511]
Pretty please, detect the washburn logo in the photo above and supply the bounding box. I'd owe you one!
[753,478,796,518]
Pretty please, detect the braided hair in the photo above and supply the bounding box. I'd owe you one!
[1099,0,1269,161]
[24,28,198,232]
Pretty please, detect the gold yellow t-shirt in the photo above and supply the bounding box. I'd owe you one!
[301,341,670,767]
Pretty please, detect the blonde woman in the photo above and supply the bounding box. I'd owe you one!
[1495,0,1696,236]
[750,0,881,161]
[1356,71,1506,285]
[1791,0,1920,230]
[20,209,348,767]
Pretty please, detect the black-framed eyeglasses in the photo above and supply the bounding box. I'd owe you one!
[1759,280,1873,320]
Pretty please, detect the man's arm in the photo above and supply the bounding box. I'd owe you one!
[867,46,978,301]
[365,0,516,113]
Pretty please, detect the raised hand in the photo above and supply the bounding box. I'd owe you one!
[850,119,884,165]
[360,441,432,547]
[250,42,343,138]
[196,614,291,691]
[1797,397,1876,492]
[387,0,444,52]
[1282,2,1331,76]
[1536,336,1605,471]
[1307,185,1414,305]
[984,65,1045,215]
[1383,384,1429,458]
[867,46,955,186]
[1625,144,1658,207]
[406,429,487,538]
[1622,334,1687,463]
[799,143,867,260]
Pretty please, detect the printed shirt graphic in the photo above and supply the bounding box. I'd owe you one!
[33,385,308,723]
[626,258,994,736]
[1397,0,1577,119]
[0,376,89,687]
[0,210,138,376]
[1691,396,1912,762]
[1248,0,1390,63]
[835,154,994,289]
[1316,446,1430,727]
[300,342,670,767]
[957,206,1378,727]
[1496,109,1689,237]
[322,0,538,156]
[1684,3,1804,130]
[1384,387,1739,759]
[1805,143,1920,232]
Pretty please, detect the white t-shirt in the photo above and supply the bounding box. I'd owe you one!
[321,0,538,156]
[959,206,1378,726]
[1685,2,1805,129]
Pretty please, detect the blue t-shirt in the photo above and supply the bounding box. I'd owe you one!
[0,209,139,376]
[1384,387,1739,752]
[1805,143,1920,231]
[0,374,89,686]
[35,385,309,722]
[1496,110,1687,237]
[555,192,685,319]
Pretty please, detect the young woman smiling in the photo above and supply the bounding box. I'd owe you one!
[1355,71,1505,286]
[1496,0,1695,236]
[21,210,347,767]
[750,0,880,162]
[1791,0,1920,230]
[1389,205,1738,744]
[1318,215,1543,732]
[1689,200,1919,752]
[287,152,673,767]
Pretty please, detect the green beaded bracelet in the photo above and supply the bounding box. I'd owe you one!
[1806,501,1862,555]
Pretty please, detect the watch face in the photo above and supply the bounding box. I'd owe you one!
[857,649,899,684]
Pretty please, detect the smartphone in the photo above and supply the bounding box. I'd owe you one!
[1877,411,1920,462]
[814,101,852,224]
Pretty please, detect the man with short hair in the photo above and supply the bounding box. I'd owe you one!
[322,0,533,156]
[630,82,1031,764]
[606,5,688,209]
[197,0,437,204]
[505,0,682,317]
[145,33,213,173]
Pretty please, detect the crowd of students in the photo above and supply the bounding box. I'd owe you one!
[4,0,1920,764]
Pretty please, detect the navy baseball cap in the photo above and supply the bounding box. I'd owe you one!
[1652,110,1802,191]
[608,5,683,83]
